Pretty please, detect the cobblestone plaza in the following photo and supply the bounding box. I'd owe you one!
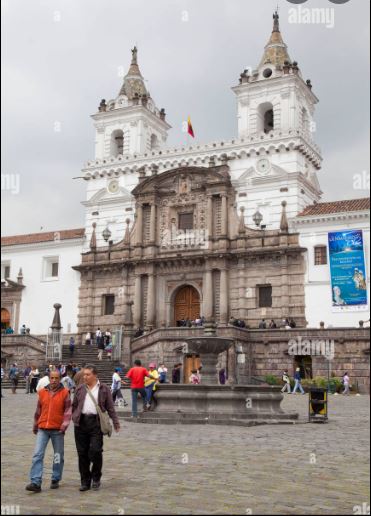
[1,393,369,515]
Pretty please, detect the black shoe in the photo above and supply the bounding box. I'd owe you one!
[79,484,91,492]
[26,483,41,493]
[92,481,101,491]
[50,480,59,489]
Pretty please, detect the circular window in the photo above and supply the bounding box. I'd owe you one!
[263,68,273,78]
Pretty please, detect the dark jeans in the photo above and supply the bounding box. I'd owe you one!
[112,389,123,403]
[74,415,104,486]
[30,378,39,393]
[131,388,146,417]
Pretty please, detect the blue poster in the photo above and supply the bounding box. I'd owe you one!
[328,230,368,309]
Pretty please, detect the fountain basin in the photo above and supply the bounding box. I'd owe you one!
[119,384,299,426]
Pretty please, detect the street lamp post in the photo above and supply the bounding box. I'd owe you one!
[102,226,113,260]
[253,209,266,247]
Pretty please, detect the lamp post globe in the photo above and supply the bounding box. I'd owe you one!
[253,209,263,228]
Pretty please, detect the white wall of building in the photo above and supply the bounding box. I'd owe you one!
[1,239,83,335]
[292,213,370,328]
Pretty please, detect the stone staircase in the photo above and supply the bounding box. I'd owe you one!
[58,344,128,386]
[2,344,128,389]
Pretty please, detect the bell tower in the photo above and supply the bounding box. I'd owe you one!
[92,47,171,159]
[232,11,322,177]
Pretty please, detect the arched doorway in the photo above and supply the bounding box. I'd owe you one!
[174,285,200,325]
[1,308,11,330]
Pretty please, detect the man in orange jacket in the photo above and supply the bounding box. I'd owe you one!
[25,370,72,493]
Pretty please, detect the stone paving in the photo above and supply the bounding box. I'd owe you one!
[1,391,370,515]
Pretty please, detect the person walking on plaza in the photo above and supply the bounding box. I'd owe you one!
[61,374,75,392]
[25,369,72,493]
[72,365,120,491]
[36,372,51,392]
[85,331,92,346]
[144,363,159,410]
[281,371,291,393]
[9,363,19,394]
[189,369,201,384]
[124,360,157,418]
[96,328,103,347]
[105,340,113,360]
[289,318,297,329]
[29,366,40,394]
[219,368,227,385]
[104,329,111,347]
[259,319,267,329]
[111,368,128,406]
[158,364,168,383]
[292,367,305,394]
[24,364,32,394]
[172,363,182,384]
[97,337,105,361]
[69,337,75,358]
[74,364,86,387]
[342,372,351,396]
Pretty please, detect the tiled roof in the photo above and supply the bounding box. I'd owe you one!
[1,228,85,247]
[297,198,370,217]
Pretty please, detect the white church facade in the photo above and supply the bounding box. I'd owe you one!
[1,12,369,336]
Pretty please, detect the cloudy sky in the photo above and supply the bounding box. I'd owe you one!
[2,0,370,236]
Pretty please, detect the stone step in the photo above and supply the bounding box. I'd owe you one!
[118,413,298,426]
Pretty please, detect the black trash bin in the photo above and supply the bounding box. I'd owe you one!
[309,387,328,423]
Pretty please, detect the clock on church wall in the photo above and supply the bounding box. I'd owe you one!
[107,179,120,194]
[256,158,271,176]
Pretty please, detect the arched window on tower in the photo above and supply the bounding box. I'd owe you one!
[264,109,274,133]
[150,133,159,150]
[256,102,274,134]
[110,129,124,157]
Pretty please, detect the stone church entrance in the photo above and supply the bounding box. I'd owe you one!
[1,308,11,330]
[174,286,200,325]
[183,354,201,384]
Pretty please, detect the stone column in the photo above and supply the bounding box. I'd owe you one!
[207,195,213,240]
[146,273,156,328]
[227,345,237,385]
[221,194,228,237]
[203,269,214,322]
[149,203,156,243]
[220,269,229,324]
[135,203,143,246]
[123,301,134,366]
[280,255,289,319]
[133,275,142,328]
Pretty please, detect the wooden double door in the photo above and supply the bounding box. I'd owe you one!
[174,286,200,324]
[183,355,201,384]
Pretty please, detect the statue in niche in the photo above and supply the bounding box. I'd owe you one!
[179,177,189,195]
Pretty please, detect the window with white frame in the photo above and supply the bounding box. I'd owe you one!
[1,261,11,280]
[42,256,59,280]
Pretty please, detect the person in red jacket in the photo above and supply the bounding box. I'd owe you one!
[124,359,157,417]
[25,370,72,493]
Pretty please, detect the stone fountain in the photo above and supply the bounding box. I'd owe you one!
[120,335,298,426]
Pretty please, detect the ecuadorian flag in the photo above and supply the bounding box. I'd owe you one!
[187,116,195,138]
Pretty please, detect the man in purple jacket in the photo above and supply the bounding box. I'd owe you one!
[72,365,120,492]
